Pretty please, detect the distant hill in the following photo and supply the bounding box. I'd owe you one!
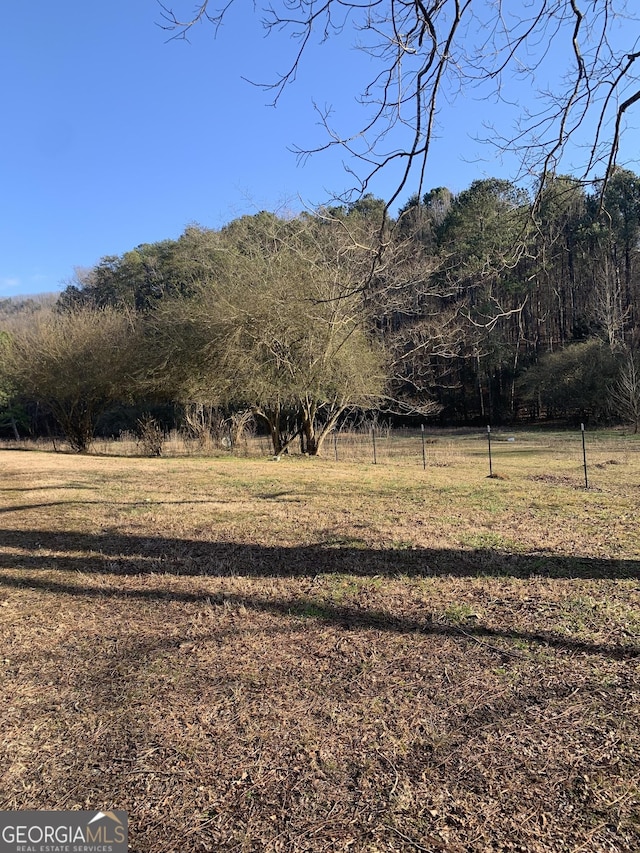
[0,293,57,330]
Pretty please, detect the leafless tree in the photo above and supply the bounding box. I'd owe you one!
[611,350,640,432]
[159,1,640,212]
[143,211,387,456]
[7,309,136,452]
[591,253,631,351]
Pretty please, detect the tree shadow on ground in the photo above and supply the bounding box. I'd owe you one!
[0,499,234,513]
[0,526,637,580]
[1,528,639,661]
[0,569,637,662]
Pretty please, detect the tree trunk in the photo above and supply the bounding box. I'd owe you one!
[256,403,300,456]
[300,399,347,456]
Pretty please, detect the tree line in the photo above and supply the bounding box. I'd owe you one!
[2,171,640,454]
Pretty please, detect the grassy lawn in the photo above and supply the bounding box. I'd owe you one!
[1,433,639,852]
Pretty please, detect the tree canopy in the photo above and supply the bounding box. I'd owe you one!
[6,309,136,451]
[144,212,386,455]
[4,170,640,448]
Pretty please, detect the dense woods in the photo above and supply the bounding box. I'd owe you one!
[2,171,640,452]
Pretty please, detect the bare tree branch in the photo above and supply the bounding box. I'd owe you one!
[160,2,640,212]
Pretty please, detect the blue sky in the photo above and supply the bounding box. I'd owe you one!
[1,2,638,298]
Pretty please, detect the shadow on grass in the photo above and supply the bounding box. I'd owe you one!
[0,486,98,494]
[0,526,638,580]
[1,528,638,660]
[0,500,234,514]
[0,571,637,661]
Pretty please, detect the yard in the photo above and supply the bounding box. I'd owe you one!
[1,431,639,851]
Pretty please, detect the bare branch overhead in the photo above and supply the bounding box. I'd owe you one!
[160,1,640,207]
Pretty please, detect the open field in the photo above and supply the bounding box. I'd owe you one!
[1,432,639,852]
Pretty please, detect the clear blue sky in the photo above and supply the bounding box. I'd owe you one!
[1,2,638,298]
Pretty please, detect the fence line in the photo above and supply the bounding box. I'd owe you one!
[1,427,638,486]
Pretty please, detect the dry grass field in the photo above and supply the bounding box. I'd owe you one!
[1,431,639,852]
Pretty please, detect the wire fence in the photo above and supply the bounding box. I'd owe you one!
[3,425,639,487]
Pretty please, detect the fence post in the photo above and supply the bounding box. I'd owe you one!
[372,428,377,465]
[421,424,427,470]
[581,423,589,489]
[334,431,338,462]
[487,424,493,477]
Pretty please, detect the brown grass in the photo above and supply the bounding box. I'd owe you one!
[1,435,639,852]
